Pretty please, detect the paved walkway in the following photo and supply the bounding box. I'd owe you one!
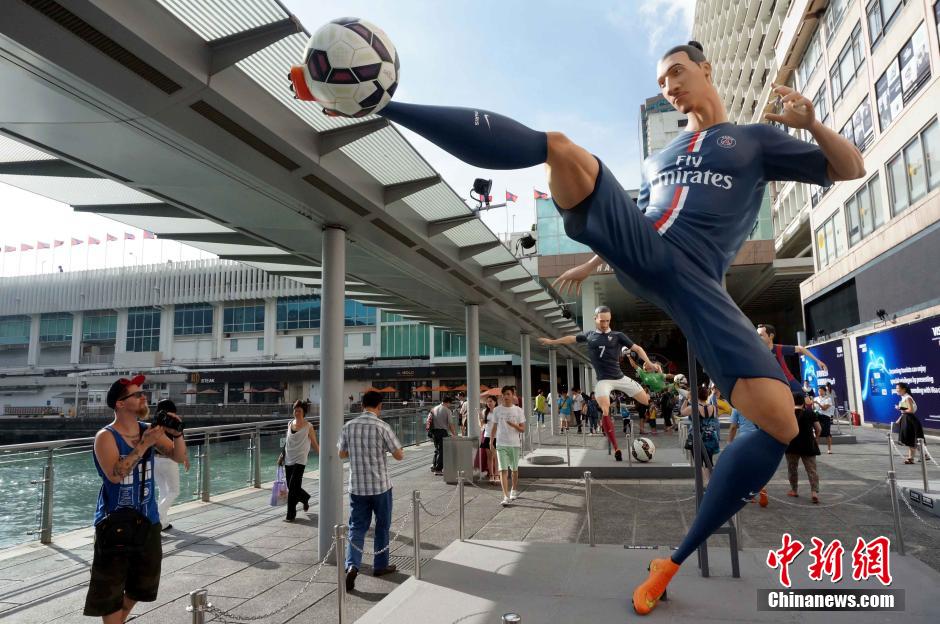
[0,426,938,623]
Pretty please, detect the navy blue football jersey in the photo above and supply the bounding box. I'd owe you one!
[637,123,830,278]
[577,330,634,381]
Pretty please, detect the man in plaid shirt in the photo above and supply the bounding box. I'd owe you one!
[338,390,404,591]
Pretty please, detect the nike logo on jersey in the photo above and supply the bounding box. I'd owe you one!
[483,114,491,130]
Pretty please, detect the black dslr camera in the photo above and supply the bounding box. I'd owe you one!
[154,399,184,434]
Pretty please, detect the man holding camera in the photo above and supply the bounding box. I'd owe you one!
[83,375,187,623]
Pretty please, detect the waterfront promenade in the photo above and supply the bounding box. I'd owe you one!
[1,428,938,623]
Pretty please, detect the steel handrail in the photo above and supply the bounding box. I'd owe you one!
[0,408,421,454]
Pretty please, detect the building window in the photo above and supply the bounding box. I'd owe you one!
[313,335,320,349]
[829,23,865,105]
[362,332,372,347]
[82,310,117,341]
[845,175,886,246]
[276,296,319,330]
[875,22,931,131]
[796,29,823,90]
[824,0,850,41]
[39,313,72,342]
[839,98,875,152]
[126,307,160,352]
[815,210,846,269]
[230,338,238,352]
[0,315,30,346]
[677,119,688,127]
[174,303,213,336]
[433,328,507,358]
[380,324,430,358]
[922,118,940,191]
[295,336,304,349]
[223,301,265,333]
[867,0,903,48]
[936,1,940,48]
[257,337,264,351]
[344,300,376,326]
[888,120,939,215]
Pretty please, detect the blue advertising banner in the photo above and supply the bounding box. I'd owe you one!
[855,316,940,430]
[800,340,849,411]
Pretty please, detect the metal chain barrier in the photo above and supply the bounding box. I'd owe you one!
[889,436,915,464]
[347,506,415,557]
[205,537,338,623]
[419,487,461,517]
[919,438,940,470]
[595,480,697,504]
[766,480,888,509]
[895,487,940,531]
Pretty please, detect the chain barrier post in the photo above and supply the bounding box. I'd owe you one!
[458,470,466,542]
[502,614,522,623]
[917,438,929,493]
[186,589,211,624]
[627,420,633,467]
[584,471,595,547]
[335,524,347,624]
[39,448,54,544]
[201,435,211,502]
[887,424,895,473]
[412,490,422,579]
[565,428,570,466]
[886,470,905,556]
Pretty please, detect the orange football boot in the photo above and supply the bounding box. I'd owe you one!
[633,557,679,615]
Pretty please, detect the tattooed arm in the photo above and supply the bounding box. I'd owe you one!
[94,425,165,484]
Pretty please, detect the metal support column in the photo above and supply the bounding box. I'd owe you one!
[549,349,559,437]
[566,358,574,392]
[520,333,532,450]
[686,343,708,576]
[466,304,481,439]
[319,226,346,564]
[251,428,262,488]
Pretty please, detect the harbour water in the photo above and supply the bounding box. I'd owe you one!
[0,411,423,550]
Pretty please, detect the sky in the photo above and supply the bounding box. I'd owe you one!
[0,0,694,276]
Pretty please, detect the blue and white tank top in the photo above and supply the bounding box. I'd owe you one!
[92,422,159,525]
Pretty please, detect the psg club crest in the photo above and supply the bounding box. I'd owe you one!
[717,135,736,148]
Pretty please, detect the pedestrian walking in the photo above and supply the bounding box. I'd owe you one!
[281,399,320,522]
[813,385,835,454]
[491,386,526,506]
[786,392,821,503]
[427,397,455,475]
[534,389,547,426]
[896,382,929,464]
[339,390,404,590]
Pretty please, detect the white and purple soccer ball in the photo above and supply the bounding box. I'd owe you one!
[631,437,656,463]
[289,17,399,117]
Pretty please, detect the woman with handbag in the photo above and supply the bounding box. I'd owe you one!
[281,400,320,522]
[896,382,929,464]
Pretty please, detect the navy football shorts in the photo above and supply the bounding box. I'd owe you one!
[557,158,788,399]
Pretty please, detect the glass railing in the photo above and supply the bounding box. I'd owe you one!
[0,409,425,551]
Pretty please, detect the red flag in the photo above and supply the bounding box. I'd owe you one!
[88,236,100,245]
[124,232,135,240]
[37,241,50,250]
[106,234,117,242]
[143,231,156,240]
[21,243,33,251]
[71,237,83,246]
[506,190,518,202]
[3,245,15,252]
[534,189,550,200]
[53,240,64,247]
